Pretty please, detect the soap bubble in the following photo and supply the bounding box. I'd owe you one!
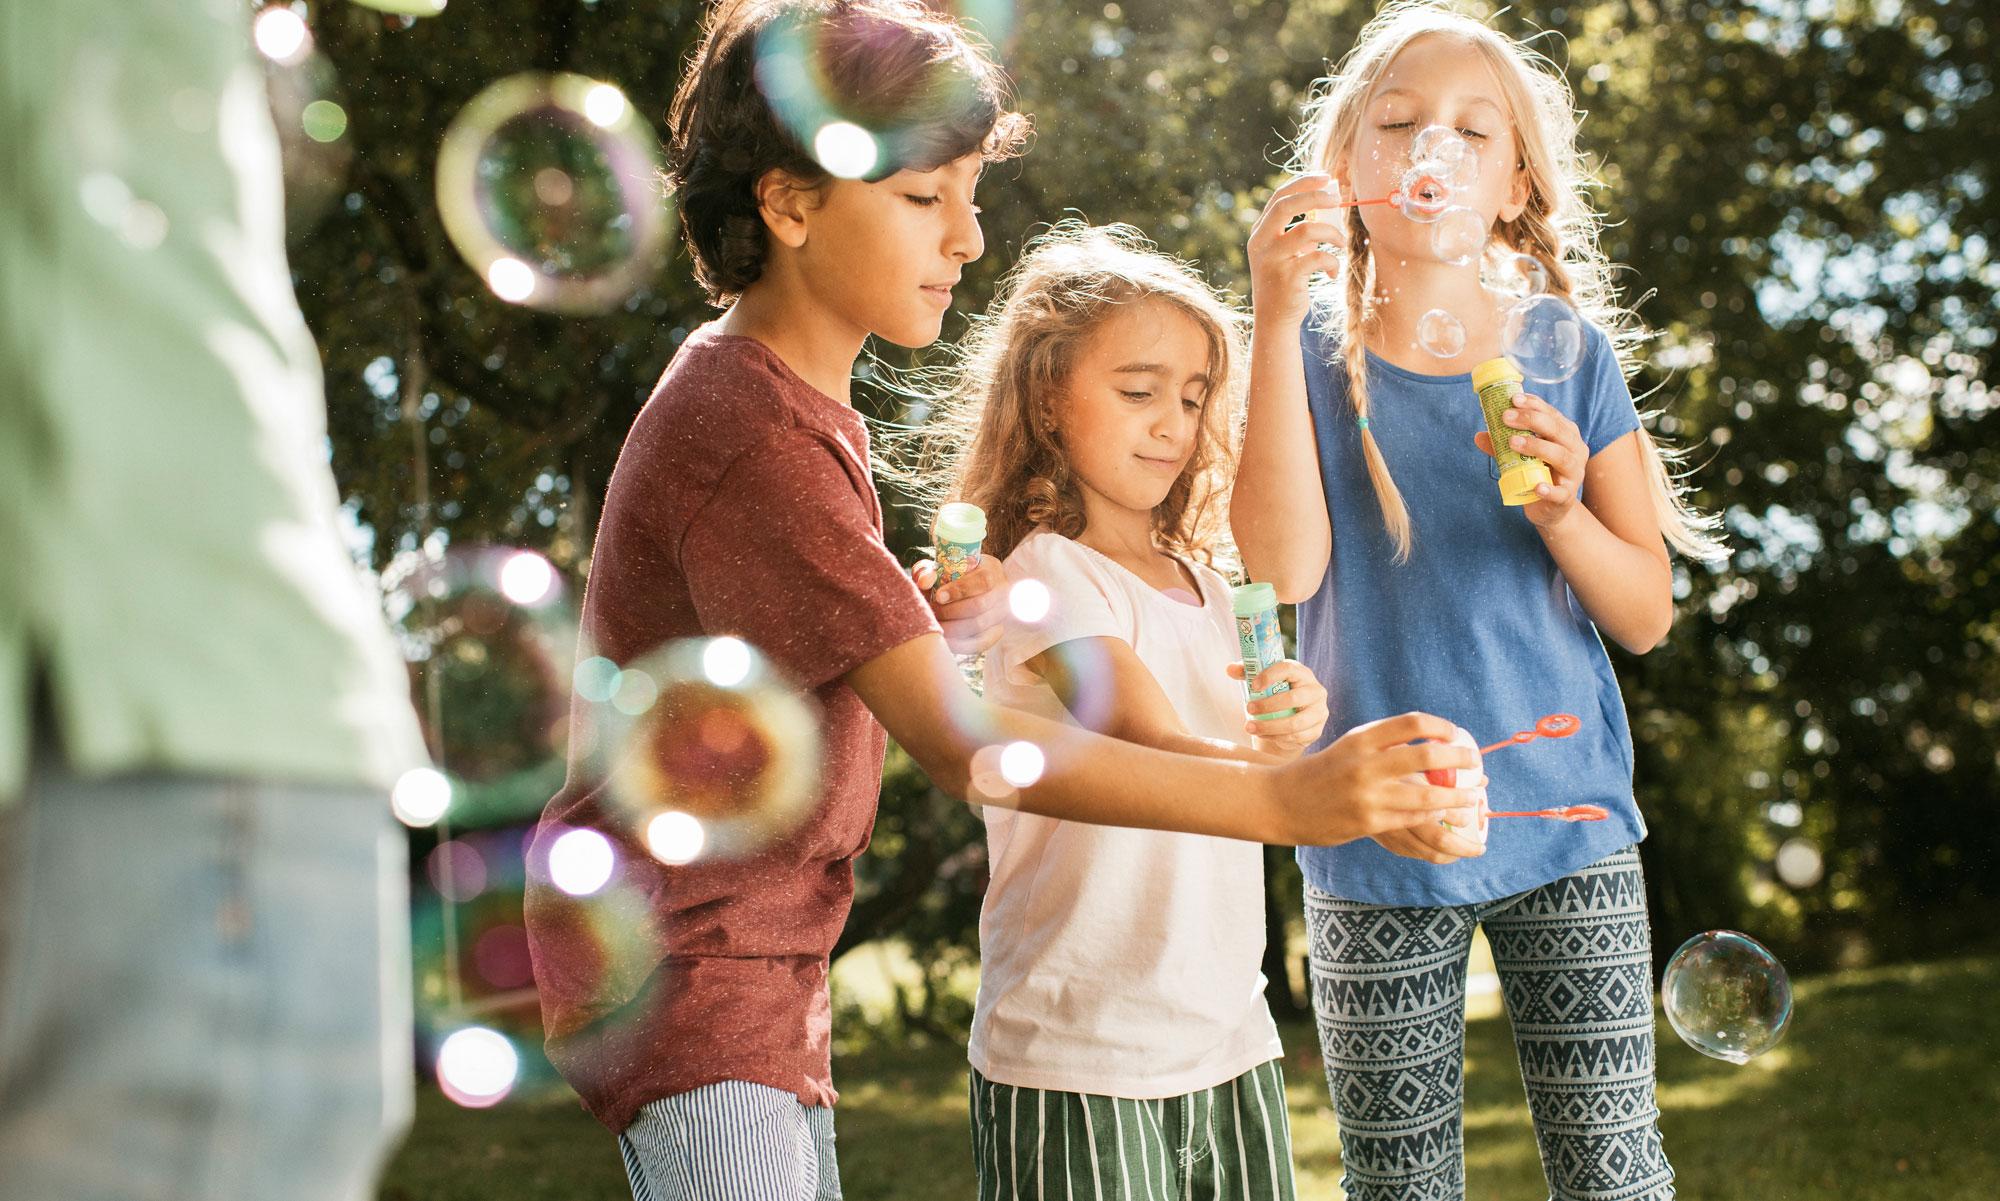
[1430,206,1488,266]
[1502,294,1587,383]
[1410,125,1479,188]
[1660,930,1793,1064]
[435,72,667,314]
[1774,837,1825,888]
[436,1026,519,1108]
[390,546,578,787]
[1416,309,1467,358]
[1393,169,1450,223]
[1494,251,1549,299]
[584,638,822,861]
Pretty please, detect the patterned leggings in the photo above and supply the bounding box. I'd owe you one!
[1305,846,1674,1201]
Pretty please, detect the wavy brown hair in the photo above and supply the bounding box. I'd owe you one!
[907,223,1247,567]
[668,0,1029,304]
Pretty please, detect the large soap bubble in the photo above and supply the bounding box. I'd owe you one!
[1410,125,1479,188]
[1502,293,1586,384]
[1660,930,1794,1064]
[1430,206,1488,267]
[435,73,667,314]
[584,638,823,862]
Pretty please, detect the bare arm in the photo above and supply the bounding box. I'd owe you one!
[845,632,1478,847]
[1477,409,1673,652]
[1234,175,1346,603]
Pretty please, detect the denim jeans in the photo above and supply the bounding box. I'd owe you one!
[0,751,413,1201]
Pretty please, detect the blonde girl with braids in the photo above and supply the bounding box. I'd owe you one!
[924,223,1485,1201]
[1233,5,1718,1199]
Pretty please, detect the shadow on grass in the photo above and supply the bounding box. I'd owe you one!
[381,955,2000,1201]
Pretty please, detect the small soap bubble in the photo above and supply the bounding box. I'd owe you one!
[436,1026,518,1108]
[1502,294,1587,383]
[435,73,667,314]
[1393,170,1450,224]
[1774,837,1824,888]
[1495,252,1549,298]
[586,639,822,861]
[1416,309,1467,358]
[1430,206,1488,267]
[1660,930,1794,1064]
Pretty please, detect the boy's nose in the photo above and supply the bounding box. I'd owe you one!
[946,200,984,263]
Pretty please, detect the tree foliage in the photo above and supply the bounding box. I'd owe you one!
[289,0,1997,999]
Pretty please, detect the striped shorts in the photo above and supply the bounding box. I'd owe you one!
[616,1081,840,1201]
[968,1060,1297,1200]
[1305,845,1674,1201]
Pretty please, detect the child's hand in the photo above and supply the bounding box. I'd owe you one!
[1472,392,1589,531]
[912,554,1010,656]
[1375,725,1487,863]
[1248,173,1347,331]
[1225,659,1329,761]
[1266,712,1484,847]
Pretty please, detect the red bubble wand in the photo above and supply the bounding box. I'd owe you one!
[1428,713,1610,822]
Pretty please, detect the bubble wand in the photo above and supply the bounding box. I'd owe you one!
[1427,713,1608,822]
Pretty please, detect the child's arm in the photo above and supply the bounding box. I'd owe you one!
[1233,174,1347,603]
[1474,400,1673,652]
[1027,639,1318,766]
[847,632,1482,857]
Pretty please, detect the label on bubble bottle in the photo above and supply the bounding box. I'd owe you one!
[1229,582,1296,721]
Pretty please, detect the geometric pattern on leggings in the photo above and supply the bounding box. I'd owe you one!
[1306,846,1674,1201]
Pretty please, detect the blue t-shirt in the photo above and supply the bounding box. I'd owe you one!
[1295,319,1647,906]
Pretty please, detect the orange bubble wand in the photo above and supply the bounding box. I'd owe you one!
[1428,714,1607,821]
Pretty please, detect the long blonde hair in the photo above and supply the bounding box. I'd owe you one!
[1293,1,1724,561]
[910,222,1247,566]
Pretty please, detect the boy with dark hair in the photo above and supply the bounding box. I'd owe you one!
[525,2,1482,1196]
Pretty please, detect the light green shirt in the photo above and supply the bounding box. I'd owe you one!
[0,0,428,798]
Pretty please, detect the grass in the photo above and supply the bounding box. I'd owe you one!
[381,952,2000,1200]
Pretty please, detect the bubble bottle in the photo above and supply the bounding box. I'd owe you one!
[932,503,988,694]
[1229,582,1297,721]
[1469,357,1552,506]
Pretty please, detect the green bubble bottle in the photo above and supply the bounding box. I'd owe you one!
[1229,582,1297,721]
[1470,358,1552,506]
[932,503,987,694]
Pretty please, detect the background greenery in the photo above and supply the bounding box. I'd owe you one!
[271,0,1996,1192]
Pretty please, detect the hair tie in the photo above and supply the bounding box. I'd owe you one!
[1356,417,1371,431]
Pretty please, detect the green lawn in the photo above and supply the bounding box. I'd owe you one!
[381,953,2000,1200]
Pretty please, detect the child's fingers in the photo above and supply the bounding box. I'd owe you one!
[912,560,939,592]
[1224,662,1247,681]
[1373,739,1482,782]
[1346,711,1466,753]
[1245,709,1318,740]
[931,581,1009,624]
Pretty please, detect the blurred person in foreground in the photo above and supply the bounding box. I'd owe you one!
[0,4,429,1200]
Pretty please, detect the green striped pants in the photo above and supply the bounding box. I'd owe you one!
[968,1060,1297,1200]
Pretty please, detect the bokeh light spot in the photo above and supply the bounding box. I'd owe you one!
[1008,578,1051,624]
[497,549,556,606]
[611,669,659,716]
[583,83,629,128]
[301,100,349,143]
[813,122,879,179]
[436,1026,518,1108]
[574,656,622,703]
[486,257,537,302]
[472,925,535,990]
[646,811,706,865]
[253,6,312,65]
[1774,837,1824,888]
[392,766,452,827]
[702,637,753,688]
[349,0,449,15]
[998,741,1045,789]
[426,840,488,902]
[548,828,616,896]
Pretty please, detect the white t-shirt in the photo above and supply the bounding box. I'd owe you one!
[967,531,1283,1099]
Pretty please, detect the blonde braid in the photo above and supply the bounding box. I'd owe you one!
[1343,214,1414,560]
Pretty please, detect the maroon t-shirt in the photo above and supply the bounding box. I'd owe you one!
[524,325,937,1131]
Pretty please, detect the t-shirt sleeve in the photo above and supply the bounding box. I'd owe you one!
[679,429,938,691]
[1577,326,1643,457]
[992,533,1131,688]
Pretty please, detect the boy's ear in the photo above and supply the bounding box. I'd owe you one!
[754,168,818,249]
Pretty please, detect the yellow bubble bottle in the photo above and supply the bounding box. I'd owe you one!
[1470,358,1551,506]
